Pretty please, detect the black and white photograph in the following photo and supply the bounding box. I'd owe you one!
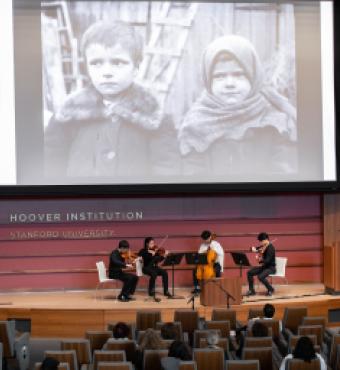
[41,1,300,184]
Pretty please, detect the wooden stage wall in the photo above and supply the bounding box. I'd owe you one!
[0,193,322,290]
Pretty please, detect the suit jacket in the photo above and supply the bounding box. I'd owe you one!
[109,249,126,278]
[261,243,276,269]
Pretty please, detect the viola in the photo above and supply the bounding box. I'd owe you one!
[120,250,139,264]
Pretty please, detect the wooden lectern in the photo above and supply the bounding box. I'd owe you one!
[200,277,242,306]
[324,244,340,295]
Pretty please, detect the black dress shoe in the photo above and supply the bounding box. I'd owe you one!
[245,290,256,296]
[118,295,129,302]
[164,291,173,298]
[266,290,274,296]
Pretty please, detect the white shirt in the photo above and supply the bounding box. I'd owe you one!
[279,353,326,370]
[198,240,224,272]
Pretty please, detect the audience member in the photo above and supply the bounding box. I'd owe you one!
[161,322,178,340]
[206,330,229,360]
[41,357,60,370]
[161,340,192,370]
[279,336,326,370]
[113,322,130,339]
[136,328,164,370]
[236,321,269,358]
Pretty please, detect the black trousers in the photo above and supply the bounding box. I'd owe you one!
[247,265,276,292]
[193,262,222,287]
[111,270,138,297]
[143,265,168,295]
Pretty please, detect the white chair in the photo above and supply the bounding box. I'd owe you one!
[135,257,144,277]
[95,261,119,300]
[270,257,288,285]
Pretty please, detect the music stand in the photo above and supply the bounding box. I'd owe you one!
[230,252,251,277]
[185,252,208,265]
[162,253,184,299]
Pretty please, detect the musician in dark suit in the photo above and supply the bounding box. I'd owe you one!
[246,232,276,296]
[109,240,138,302]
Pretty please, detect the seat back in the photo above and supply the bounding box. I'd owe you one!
[211,309,237,330]
[44,350,78,370]
[200,338,229,351]
[205,321,230,337]
[248,309,263,320]
[297,325,323,346]
[329,334,340,369]
[136,310,161,331]
[288,335,317,353]
[174,310,199,335]
[0,320,15,357]
[97,362,133,370]
[283,307,308,334]
[242,347,272,370]
[104,339,136,363]
[193,348,224,370]
[244,337,272,348]
[301,317,326,329]
[96,261,108,282]
[256,319,280,338]
[287,358,321,370]
[93,350,126,370]
[225,360,260,370]
[143,349,168,370]
[85,330,113,353]
[179,361,197,370]
[271,257,287,277]
[61,339,91,364]
[156,321,183,341]
[193,330,221,348]
[34,362,70,370]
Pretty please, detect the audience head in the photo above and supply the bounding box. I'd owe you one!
[251,321,269,337]
[293,336,316,363]
[161,322,178,340]
[139,328,163,350]
[113,322,130,339]
[206,330,220,347]
[263,303,275,318]
[168,340,192,361]
[41,357,60,370]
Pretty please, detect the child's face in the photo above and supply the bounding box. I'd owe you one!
[211,59,251,105]
[85,43,137,99]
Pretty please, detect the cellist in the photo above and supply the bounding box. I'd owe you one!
[192,230,224,294]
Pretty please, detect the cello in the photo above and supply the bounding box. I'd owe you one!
[196,233,217,280]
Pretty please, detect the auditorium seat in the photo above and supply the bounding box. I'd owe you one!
[225,359,260,370]
[44,350,78,370]
[97,361,134,370]
[34,362,70,370]
[242,347,273,370]
[244,337,272,348]
[179,360,197,370]
[297,325,324,346]
[174,310,200,344]
[136,310,161,331]
[282,307,308,338]
[205,320,231,337]
[143,349,168,370]
[288,335,317,354]
[248,309,264,320]
[193,329,221,348]
[102,339,136,363]
[61,339,92,367]
[286,358,321,370]
[0,320,30,370]
[91,350,126,370]
[156,321,184,341]
[328,334,340,369]
[193,348,224,370]
[301,317,326,330]
[199,337,229,351]
[85,331,113,353]
[211,309,239,331]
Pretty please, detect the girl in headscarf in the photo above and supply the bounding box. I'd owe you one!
[179,35,297,179]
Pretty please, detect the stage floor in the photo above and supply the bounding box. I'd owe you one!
[0,284,339,337]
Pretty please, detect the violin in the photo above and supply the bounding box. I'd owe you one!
[148,245,166,257]
[120,250,139,264]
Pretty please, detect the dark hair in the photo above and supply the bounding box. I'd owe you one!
[113,322,130,339]
[257,232,269,242]
[118,240,130,249]
[263,304,275,318]
[293,336,316,363]
[144,237,154,249]
[81,20,143,67]
[201,230,212,241]
[168,340,192,361]
[251,321,269,337]
[161,322,178,340]
[41,357,60,370]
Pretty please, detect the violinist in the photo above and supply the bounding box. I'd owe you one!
[246,232,276,297]
[138,237,172,300]
[192,230,224,294]
[109,240,139,302]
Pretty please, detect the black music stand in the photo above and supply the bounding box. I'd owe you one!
[185,252,208,265]
[230,252,251,277]
[162,253,184,299]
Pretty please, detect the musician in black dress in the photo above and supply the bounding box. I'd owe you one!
[246,232,276,296]
[138,237,172,299]
[109,240,139,302]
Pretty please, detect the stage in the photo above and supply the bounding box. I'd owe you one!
[0,283,339,337]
